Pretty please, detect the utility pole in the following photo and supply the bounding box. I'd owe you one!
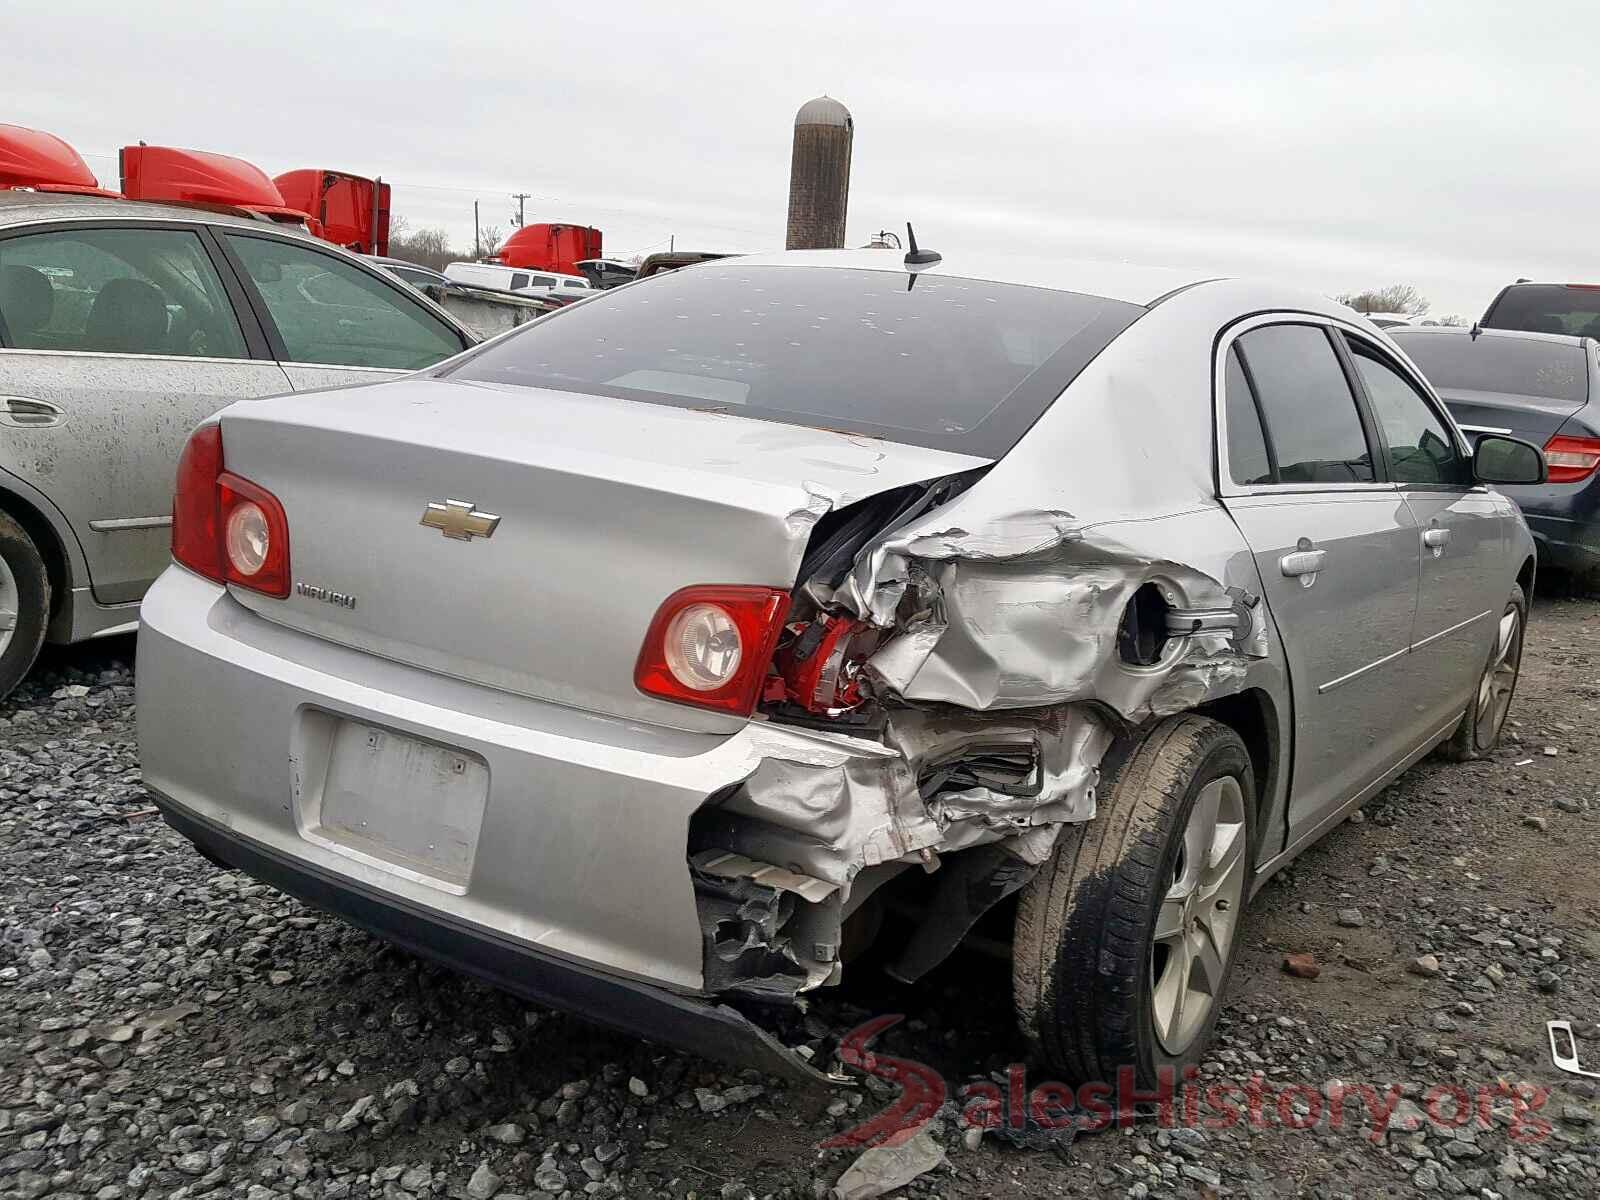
[474,200,481,259]
[511,192,530,228]
[669,234,674,253]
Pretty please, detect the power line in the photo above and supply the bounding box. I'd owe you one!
[75,149,777,243]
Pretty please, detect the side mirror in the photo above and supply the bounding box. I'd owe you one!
[1473,435,1546,486]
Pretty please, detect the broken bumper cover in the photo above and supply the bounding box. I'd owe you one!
[134,568,915,1077]
[152,793,829,1083]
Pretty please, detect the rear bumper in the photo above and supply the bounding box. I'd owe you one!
[152,791,827,1082]
[1519,509,1600,575]
[136,566,888,1077]
[1500,484,1600,574]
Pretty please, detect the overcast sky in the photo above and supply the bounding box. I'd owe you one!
[9,1,1598,317]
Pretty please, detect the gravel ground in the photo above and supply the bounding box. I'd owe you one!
[2,597,1599,1200]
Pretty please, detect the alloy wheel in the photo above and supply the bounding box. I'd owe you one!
[1150,776,1247,1054]
[0,552,16,660]
[1473,605,1521,749]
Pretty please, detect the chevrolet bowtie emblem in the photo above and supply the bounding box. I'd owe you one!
[420,499,501,541]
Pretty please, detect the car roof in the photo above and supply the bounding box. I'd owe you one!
[722,248,1218,307]
[0,189,332,238]
[1391,324,1597,349]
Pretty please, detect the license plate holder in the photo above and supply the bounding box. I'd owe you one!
[304,717,489,888]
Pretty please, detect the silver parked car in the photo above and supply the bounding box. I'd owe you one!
[0,193,476,697]
[137,250,1543,1084]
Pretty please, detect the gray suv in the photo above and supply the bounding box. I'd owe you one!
[0,193,476,697]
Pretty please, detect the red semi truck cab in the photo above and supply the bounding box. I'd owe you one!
[3,127,389,257]
[274,170,391,256]
[119,145,311,223]
[496,223,602,276]
[0,124,119,196]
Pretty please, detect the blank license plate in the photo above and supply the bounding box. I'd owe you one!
[317,720,489,886]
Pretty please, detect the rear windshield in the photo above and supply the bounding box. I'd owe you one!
[444,264,1143,457]
[1483,284,1600,338]
[1393,332,1589,403]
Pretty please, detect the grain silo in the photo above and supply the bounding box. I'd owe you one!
[785,96,853,250]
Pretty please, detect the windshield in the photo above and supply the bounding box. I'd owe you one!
[1394,332,1589,404]
[443,264,1143,457]
[1483,284,1600,338]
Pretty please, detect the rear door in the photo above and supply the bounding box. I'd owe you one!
[1217,319,1423,841]
[216,231,470,392]
[1340,331,1510,728]
[0,220,290,604]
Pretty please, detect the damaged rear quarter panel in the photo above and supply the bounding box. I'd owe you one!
[689,281,1303,998]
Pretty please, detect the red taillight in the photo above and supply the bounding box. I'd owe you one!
[172,422,226,583]
[171,422,292,597]
[1542,434,1600,484]
[635,585,789,715]
[774,613,873,714]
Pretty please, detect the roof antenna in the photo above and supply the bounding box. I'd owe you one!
[903,223,940,267]
[1470,321,1482,341]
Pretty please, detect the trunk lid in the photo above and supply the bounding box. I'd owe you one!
[1437,386,1585,448]
[218,378,988,731]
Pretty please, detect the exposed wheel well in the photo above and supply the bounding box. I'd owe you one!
[1517,556,1536,603]
[0,488,71,622]
[1192,689,1278,832]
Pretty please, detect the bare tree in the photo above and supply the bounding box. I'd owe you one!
[1436,313,1469,327]
[388,222,458,271]
[1334,284,1432,317]
[479,225,504,259]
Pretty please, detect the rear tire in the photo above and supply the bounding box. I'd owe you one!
[1439,584,1525,762]
[1013,715,1254,1089]
[0,512,49,702]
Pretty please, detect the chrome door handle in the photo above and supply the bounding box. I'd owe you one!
[0,396,64,427]
[1280,549,1326,578]
[1422,527,1450,548]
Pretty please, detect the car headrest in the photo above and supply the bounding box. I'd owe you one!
[84,278,169,353]
[0,265,54,338]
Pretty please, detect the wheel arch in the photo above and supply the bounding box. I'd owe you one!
[1517,555,1535,603]
[0,483,73,623]
[1190,687,1280,844]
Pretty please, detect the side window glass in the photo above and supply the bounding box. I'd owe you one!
[1346,337,1470,486]
[1224,345,1274,485]
[0,227,246,358]
[225,234,462,370]
[1235,325,1375,484]
[510,273,530,290]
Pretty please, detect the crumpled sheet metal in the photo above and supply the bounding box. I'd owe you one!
[713,703,1110,892]
[718,729,944,889]
[844,505,1265,721]
[887,706,1111,838]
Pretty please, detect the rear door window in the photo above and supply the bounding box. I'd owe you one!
[1344,338,1470,486]
[1233,324,1375,484]
[224,234,463,370]
[0,226,247,358]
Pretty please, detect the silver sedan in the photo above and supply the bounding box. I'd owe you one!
[0,194,475,698]
[136,249,1541,1085]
